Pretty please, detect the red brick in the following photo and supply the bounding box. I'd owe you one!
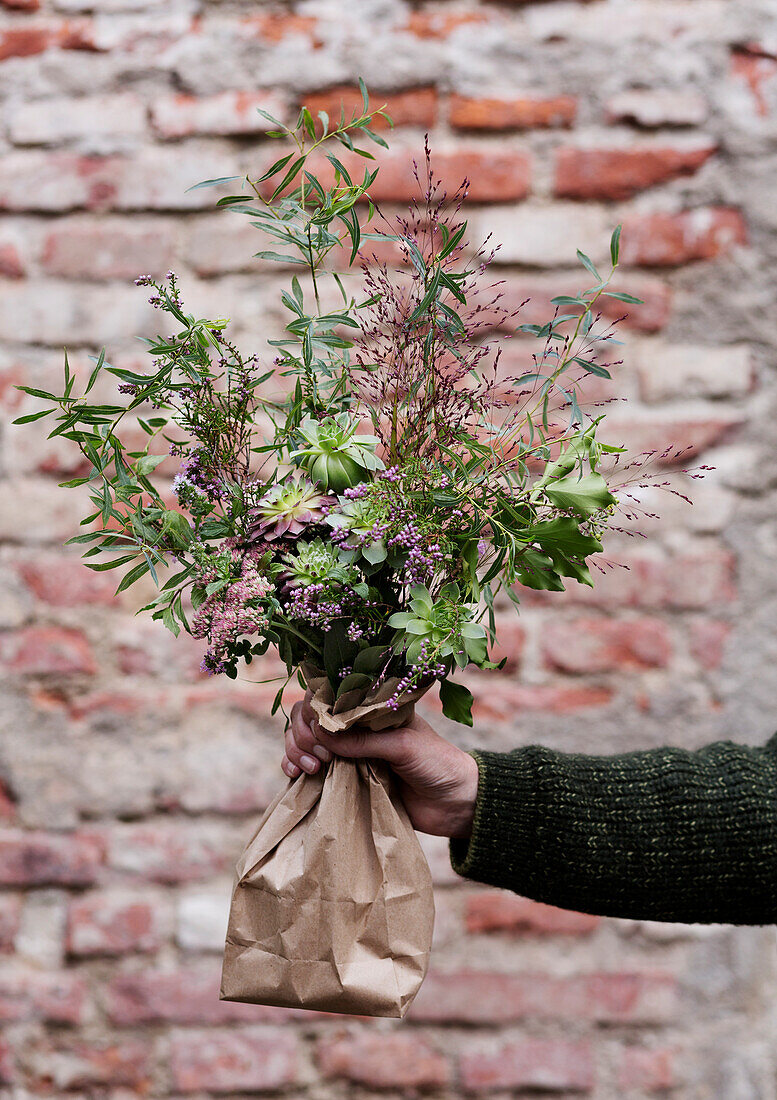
[620,208,747,267]
[0,895,21,950]
[526,549,736,612]
[2,0,40,8]
[31,1040,150,1090]
[300,146,531,204]
[541,618,671,673]
[151,90,288,139]
[466,678,614,722]
[318,1033,449,1090]
[600,416,740,464]
[402,10,488,38]
[15,554,117,606]
[0,241,23,278]
[67,689,171,722]
[302,85,438,130]
[105,820,236,883]
[555,143,717,200]
[466,893,601,935]
[0,625,96,676]
[41,218,175,279]
[66,892,169,956]
[105,967,281,1025]
[0,970,87,1025]
[500,274,671,333]
[618,1046,677,1092]
[460,1037,594,1092]
[0,829,102,885]
[451,93,577,130]
[486,618,526,672]
[170,1027,298,1093]
[0,25,51,60]
[411,970,676,1025]
[240,12,320,45]
[690,619,731,669]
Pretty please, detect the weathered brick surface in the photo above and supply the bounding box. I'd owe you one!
[317,1033,450,1090]
[0,3,773,1099]
[66,890,172,955]
[554,143,717,200]
[0,830,103,886]
[460,1037,595,1092]
[169,1027,298,1092]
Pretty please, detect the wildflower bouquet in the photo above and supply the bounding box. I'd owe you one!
[18,83,643,1016]
[20,89,635,735]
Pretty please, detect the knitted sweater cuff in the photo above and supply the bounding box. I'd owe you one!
[449,748,538,885]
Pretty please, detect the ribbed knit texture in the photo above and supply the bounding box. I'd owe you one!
[450,734,777,924]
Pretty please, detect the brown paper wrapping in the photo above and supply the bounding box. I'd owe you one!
[220,668,436,1018]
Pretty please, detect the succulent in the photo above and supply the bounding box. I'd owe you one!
[282,538,362,591]
[247,475,333,542]
[325,494,387,565]
[388,583,488,668]
[290,414,384,493]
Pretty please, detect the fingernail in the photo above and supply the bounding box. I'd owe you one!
[300,754,319,774]
[312,745,331,763]
[287,762,300,778]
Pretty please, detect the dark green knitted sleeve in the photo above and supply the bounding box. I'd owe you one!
[449,734,777,924]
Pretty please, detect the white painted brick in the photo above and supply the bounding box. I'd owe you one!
[634,342,753,402]
[0,281,155,345]
[606,89,708,128]
[177,885,230,951]
[151,90,288,139]
[467,204,612,267]
[9,95,147,152]
[15,889,67,969]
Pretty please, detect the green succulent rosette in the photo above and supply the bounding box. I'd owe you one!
[290,413,385,493]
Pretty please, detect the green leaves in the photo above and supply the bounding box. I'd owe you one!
[544,472,617,517]
[185,175,241,192]
[610,223,622,266]
[439,679,474,727]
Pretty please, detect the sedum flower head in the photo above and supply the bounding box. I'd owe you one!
[247,474,333,542]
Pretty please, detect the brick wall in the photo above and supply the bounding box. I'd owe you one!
[2,0,777,1097]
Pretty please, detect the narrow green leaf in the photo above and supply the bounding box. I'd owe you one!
[577,249,600,281]
[12,409,52,425]
[610,223,622,266]
[604,291,644,304]
[185,175,240,192]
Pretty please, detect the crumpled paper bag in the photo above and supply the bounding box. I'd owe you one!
[220,671,435,1018]
[302,661,432,733]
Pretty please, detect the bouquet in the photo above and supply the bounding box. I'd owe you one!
[17,83,646,1016]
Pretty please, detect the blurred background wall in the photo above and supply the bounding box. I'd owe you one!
[2,0,777,1096]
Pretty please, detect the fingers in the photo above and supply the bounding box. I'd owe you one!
[284,700,332,778]
[311,720,413,768]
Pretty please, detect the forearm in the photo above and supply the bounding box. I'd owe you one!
[450,735,777,924]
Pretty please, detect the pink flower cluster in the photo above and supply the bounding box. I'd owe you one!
[192,547,273,673]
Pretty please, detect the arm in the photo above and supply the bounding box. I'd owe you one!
[451,736,777,925]
[285,698,777,925]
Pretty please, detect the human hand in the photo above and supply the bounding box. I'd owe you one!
[284,692,479,838]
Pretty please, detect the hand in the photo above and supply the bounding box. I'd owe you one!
[284,692,479,838]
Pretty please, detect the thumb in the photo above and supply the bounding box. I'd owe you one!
[312,718,410,767]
